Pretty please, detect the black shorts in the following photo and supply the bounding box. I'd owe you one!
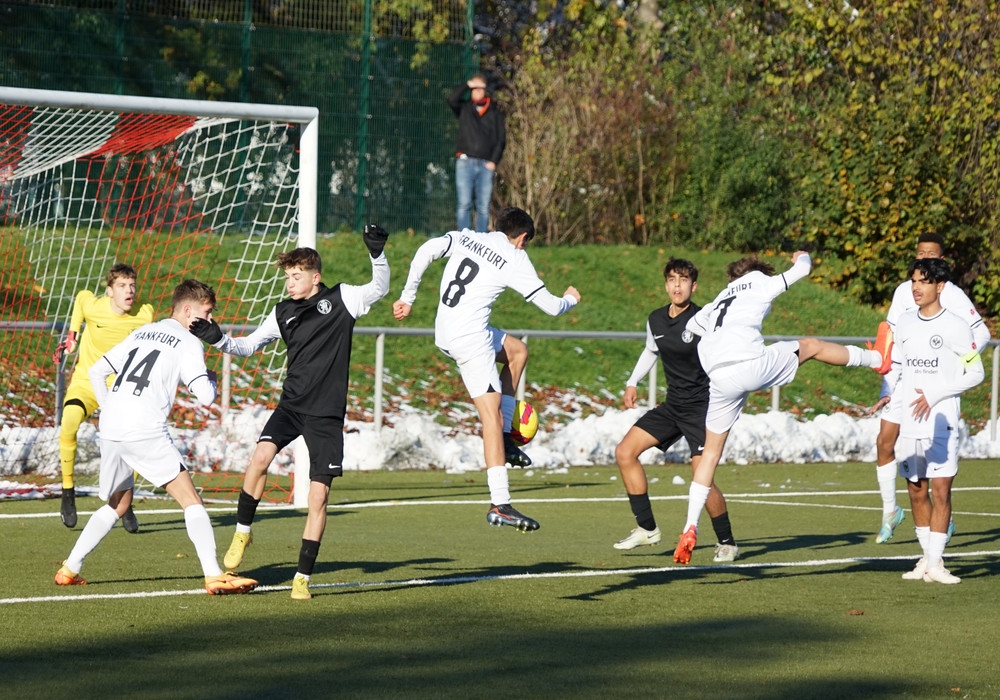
[258,405,345,486]
[633,401,707,457]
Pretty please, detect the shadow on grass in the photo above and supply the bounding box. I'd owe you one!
[0,606,926,699]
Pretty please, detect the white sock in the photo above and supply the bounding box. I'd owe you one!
[184,504,222,577]
[926,530,948,570]
[501,395,516,433]
[914,525,930,555]
[486,465,511,505]
[876,462,898,515]
[65,504,119,573]
[235,523,252,535]
[685,482,712,531]
[845,345,879,368]
[294,573,310,581]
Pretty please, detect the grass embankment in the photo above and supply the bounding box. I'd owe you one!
[330,233,993,425]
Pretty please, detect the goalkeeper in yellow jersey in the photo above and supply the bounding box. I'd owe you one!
[54,264,154,530]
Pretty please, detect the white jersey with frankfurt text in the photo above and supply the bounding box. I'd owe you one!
[89,318,216,442]
[886,308,984,440]
[400,229,576,351]
[686,254,811,375]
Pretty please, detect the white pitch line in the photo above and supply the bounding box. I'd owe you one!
[5,485,1000,520]
[6,548,1000,606]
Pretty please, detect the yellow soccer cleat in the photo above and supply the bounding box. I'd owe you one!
[290,576,312,601]
[223,530,253,570]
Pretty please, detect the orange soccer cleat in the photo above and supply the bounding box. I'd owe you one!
[867,321,894,375]
[673,525,698,565]
[205,572,258,595]
[54,565,86,586]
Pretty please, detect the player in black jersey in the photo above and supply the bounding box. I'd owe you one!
[614,259,739,562]
[190,227,390,600]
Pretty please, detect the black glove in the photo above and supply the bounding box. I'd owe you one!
[190,317,223,345]
[363,223,389,258]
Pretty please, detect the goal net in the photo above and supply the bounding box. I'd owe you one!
[0,86,318,504]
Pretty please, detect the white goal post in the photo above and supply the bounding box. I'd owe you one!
[0,86,318,506]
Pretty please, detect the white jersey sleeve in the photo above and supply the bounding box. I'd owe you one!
[939,282,990,350]
[92,318,216,441]
[399,234,454,306]
[626,322,659,387]
[213,310,282,357]
[340,252,390,319]
[687,254,811,374]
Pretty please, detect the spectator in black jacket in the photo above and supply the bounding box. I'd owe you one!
[448,74,506,232]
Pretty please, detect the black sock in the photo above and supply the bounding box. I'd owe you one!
[628,493,656,532]
[298,538,321,577]
[711,511,735,545]
[236,490,260,528]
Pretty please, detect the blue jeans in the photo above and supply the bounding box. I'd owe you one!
[455,156,495,232]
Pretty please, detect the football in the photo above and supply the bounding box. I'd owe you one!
[509,400,538,445]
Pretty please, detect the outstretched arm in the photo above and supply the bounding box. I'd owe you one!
[396,234,453,312]
[203,311,282,357]
[526,285,580,316]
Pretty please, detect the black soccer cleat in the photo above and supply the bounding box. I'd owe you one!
[60,487,77,529]
[121,505,140,534]
[503,434,532,468]
[486,503,540,532]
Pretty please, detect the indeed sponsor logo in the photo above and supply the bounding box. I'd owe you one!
[906,357,939,368]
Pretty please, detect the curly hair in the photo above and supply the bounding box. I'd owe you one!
[726,256,774,281]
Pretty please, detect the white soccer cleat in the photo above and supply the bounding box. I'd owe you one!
[901,558,927,580]
[923,565,961,585]
[712,543,740,562]
[613,526,661,550]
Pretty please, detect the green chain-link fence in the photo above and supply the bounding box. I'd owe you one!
[0,0,476,233]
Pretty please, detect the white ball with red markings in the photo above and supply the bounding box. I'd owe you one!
[509,400,538,445]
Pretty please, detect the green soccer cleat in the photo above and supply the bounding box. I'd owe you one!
[875,506,905,543]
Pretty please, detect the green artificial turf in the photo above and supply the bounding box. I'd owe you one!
[3,462,998,698]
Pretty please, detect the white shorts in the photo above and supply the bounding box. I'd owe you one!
[98,433,185,500]
[705,341,800,434]
[896,432,959,482]
[438,326,506,399]
[880,389,904,425]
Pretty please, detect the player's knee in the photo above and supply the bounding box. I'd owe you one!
[505,337,528,366]
[59,405,87,439]
[614,439,640,467]
[876,426,898,459]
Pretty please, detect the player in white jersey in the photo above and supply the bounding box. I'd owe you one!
[393,206,581,532]
[885,258,984,584]
[869,233,990,543]
[54,280,257,595]
[672,251,892,564]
